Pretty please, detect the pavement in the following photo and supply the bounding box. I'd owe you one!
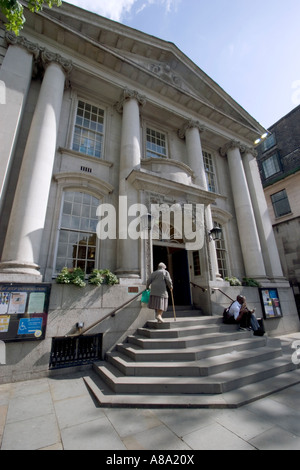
[1,333,300,451]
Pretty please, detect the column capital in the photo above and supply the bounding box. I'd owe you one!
[5,31,39,59]
[219,140,243,157]
[219,141,258,158]
[40,48,73,76]
[115,88,147,114]
[178,119,206,139]
[240,145,258,158]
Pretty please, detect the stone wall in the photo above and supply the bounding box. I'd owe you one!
[0,283,152,384]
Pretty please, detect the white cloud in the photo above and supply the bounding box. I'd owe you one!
[65,0,136,21]
[65,0,179,22]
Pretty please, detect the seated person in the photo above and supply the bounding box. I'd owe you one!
[224,295,254,330]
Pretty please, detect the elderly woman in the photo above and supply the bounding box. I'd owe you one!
[146,262,173,323]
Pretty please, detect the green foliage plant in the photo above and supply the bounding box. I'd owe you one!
[242,277,261,287]
[224,276,242,286]
[88,269,119,287]
[56,267,86,288]
[0,0,62,35]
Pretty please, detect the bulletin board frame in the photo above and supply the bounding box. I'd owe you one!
[0,283,51,342]
[258,287,283,320]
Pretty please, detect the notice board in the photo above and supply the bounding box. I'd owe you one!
[259,288,282,319]
[0,283,51,342]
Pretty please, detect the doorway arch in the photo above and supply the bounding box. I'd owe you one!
[152,244,191,306]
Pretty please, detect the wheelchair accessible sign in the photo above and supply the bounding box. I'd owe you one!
[17,317,43,338]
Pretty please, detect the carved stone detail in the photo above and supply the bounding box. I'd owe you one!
[115,88,147,114]
[149,63,181,87]
[5,31,39,59]
[40,48,73,75]
[5,32,73,77]
[219,141,258,158]
[178,119,206,139]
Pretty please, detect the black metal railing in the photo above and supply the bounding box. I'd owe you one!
[49,334,102,369]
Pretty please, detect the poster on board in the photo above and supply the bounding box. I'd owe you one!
[0,284,51,342]
[259,288,282,319]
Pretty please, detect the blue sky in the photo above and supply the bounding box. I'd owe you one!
[64,0,300,130]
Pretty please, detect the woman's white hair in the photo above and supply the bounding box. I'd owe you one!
[158,262,167,269]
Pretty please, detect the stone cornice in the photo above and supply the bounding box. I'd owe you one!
[178,119,206,140]
[114,88,147,114]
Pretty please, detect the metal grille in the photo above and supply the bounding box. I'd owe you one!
[49,334,102,369]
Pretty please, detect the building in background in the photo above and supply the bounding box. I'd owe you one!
[256,105,300,317]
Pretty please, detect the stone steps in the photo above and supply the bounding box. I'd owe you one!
[106,345,283,377]
[93,355,295,395]
[84,312,300,407]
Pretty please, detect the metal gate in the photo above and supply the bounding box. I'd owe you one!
[49,334,102,369]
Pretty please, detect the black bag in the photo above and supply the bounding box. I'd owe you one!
[222,301,234,323]
[253,318,265,336]
[223,307,229,323]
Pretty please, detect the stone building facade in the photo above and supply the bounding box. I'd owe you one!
[256,105,300,316]
[0,3,298,382]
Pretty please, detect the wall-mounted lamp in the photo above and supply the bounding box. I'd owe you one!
[76,322,84,330]
[208,227,222,242]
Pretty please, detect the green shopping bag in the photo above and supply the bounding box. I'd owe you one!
[141,290,150,303]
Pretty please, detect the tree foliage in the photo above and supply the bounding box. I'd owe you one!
[0,0,62,35]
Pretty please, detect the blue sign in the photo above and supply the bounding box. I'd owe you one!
[18,318,43,336]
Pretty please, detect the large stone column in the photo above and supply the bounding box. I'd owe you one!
[241,146,287,283]
[115,89,146,280]
[179,120,221,282]
[179,120,207,188]
[0,33,39,215]
[0,50,72,281]
[220,141,267,281]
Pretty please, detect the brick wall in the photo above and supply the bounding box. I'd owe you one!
[256,105,300,187]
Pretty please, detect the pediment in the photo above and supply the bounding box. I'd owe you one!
[22,2,265,141]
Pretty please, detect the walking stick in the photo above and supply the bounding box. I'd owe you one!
[171,289,176,322]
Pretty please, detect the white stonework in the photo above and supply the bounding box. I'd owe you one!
[0,3,298,382]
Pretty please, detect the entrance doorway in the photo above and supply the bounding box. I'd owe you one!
[152,245,191,306]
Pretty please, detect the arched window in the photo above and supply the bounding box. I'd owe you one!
[55,191,99,275]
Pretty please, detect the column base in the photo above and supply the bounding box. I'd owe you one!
[0,261,43,283]
[115,269,142,286]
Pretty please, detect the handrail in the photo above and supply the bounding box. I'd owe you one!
[211,287,234,302]
[66,289,147,337]
[190,281,207,293]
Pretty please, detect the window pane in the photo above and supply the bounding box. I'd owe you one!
[262,153,281,178]
[271,190,291,217]
[213,222,228,279]
[55,192,100,275]
[261,133,276,152]
[146,127,167,158]
[72,100,104,158]
[203,151,216,192]
[192,251,201,276]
